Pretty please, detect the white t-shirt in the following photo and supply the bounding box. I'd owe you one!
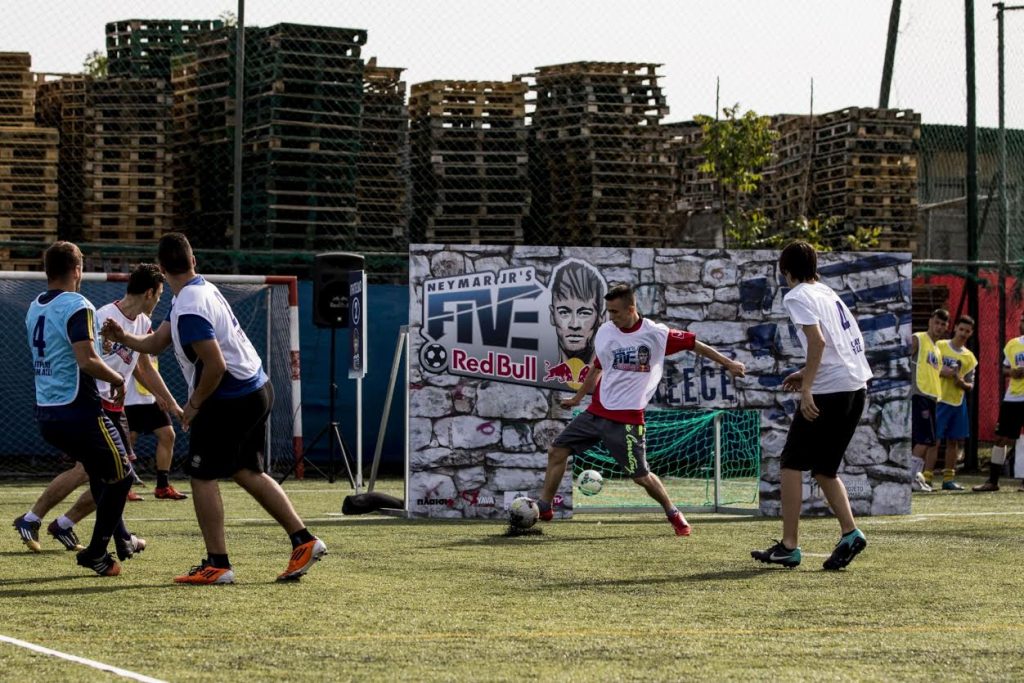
[95,301,152,410]
[591,318,671,411]
[783,281,872,394]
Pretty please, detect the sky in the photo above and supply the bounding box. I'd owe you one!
[2,0,1022,128]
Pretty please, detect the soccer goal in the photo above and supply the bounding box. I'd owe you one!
[572,408,761,514]
[0,271,302,478]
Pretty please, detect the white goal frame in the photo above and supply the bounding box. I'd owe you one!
[4,271,304,473]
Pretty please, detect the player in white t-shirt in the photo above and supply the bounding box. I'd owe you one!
[539,283,746,536]
[752,241,871,571]
[102,233,326,585]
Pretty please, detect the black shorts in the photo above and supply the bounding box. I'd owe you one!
[911,394,938,447]
[551,411,650,478]
[39,415,130,484]
[125,403,172,435]
[780,388,866,477]
[103,408,135,458]
[995,400,1024,440]
[186,382,273,479]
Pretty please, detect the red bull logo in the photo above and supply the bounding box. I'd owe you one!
[543,358,589,390]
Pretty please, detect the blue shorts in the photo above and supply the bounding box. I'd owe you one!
[912,394,938,446]
[935,402,969,441]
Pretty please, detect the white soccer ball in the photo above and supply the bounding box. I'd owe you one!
[577,469,604,496]
[509,496,539,529]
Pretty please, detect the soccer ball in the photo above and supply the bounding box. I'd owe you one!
[577,469,604,496]
[420,343,448,372]
[509,496,539,529]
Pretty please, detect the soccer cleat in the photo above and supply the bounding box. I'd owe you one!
[76,550,121,577]
[174,560,235,585]
[47,520,84,551]
[822,529,867,571]
[751,540,802,568]
[126,490,144,502]
[115,534,147,561]
[912,472,932,492]
[538,508,554,522]
[276,538,328,581]
[668,510,692,537]
[154,485,188,500]
[13,515,42,553]
[941,481,965,491]
[972,482,999,492]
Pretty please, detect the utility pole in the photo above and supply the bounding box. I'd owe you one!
[965,0,980,469]
[879,0,902,107]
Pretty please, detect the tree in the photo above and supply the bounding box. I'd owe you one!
[218,10,238,27]
[695,104,777,247]
[82,49,107,77]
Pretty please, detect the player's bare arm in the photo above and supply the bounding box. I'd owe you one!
[181,338,227,428]
[72,339,125,404]
[101,317,172,355]
[133,356,183,419]
[796,323,827,421]
[692,340,746,378]
[560,364,600,408]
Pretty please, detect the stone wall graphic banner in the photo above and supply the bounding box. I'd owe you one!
[409,245,912,519]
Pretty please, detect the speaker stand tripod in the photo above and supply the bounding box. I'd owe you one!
[278,326,356,487]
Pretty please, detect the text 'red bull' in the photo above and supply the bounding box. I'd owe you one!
[451,349,537,381]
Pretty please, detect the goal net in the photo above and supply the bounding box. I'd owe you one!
[572,408,760,511]
[0,272,301,478]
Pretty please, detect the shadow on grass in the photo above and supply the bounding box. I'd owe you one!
[543,568,769,590]
[0,580,160,599]
[440,533,628,548]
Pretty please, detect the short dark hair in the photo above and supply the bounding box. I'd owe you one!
[778,241,818,282]
[126,263,165,295]
[604,283,635,306]
[44,241,82,280]
[932,308,950,322]
[157,232,194,275]
[956,315,975,328]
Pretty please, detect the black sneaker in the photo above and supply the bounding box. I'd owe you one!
[47,520,84,551]
[13,515,41,552]
[115,534,147,561]
[822,529,867,571]
[76,550,121,577]
[751,540,801,568]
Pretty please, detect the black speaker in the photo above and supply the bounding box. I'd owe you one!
[313,252,365,328]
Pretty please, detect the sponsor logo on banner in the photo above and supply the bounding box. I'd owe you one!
[419,259,608,391]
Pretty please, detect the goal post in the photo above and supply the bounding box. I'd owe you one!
[0,271,302,478]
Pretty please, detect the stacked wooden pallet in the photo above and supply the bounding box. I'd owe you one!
[170,52,199,232]
[811,107,919,250]
[106,19,223,80]
[409,79,529,245]
[763,114,814,225]
[529,62,673,247]
[81,78,173,242]
[1,53,58,270]
[357,58,409,250]
[35,74,91,242]
[242,23,367,251]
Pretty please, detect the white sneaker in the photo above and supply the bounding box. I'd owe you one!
[913,472,933,492]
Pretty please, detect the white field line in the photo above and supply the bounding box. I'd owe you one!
[0,635,167,683]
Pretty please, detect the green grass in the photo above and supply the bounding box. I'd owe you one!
[1,476,1023,681]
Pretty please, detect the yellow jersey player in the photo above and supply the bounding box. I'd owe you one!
[909,309,947,491]
[932,316,977,491]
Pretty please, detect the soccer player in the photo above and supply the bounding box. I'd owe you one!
[537,283,745,535]
[13,263,174,553]
[125,353,188,500]
[973,314,1024,492]
[17,241,134,576]
[751,240,871,570]
[930,315,976,491]
[909,309,948,491]
[102,232,326,584]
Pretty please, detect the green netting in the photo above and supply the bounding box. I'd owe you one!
[572,409,760,509]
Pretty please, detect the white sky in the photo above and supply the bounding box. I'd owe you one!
[2,0,1022,128]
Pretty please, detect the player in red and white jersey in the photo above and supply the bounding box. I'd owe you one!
[538,283,746,536]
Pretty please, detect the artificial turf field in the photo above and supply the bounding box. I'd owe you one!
[1,476,1022,682]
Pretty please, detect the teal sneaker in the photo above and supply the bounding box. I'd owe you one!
[941,481,964,491]
[823,529,867,570]
[751,540,801,568]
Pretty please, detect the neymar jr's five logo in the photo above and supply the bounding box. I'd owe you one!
[419,259,607,391]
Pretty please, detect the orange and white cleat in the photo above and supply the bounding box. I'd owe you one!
[154,485,188,500]
[276,538,328,582]
[174,560,235,585]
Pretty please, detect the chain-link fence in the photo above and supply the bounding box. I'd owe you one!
[0,2,1020,282]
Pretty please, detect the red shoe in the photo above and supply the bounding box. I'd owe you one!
[126,490,144,502]
[154,485,188,500]
[668,511,691,537]
[539,508,554,522]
